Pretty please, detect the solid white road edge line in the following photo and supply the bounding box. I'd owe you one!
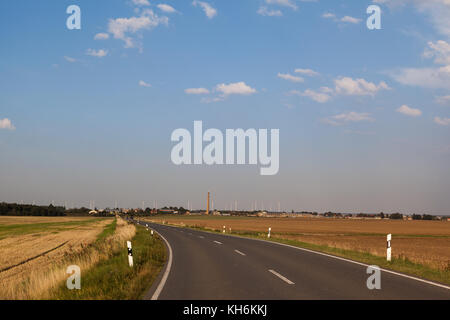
[234,249,246,256]
[150,229,173,300]
[269,269,295,285]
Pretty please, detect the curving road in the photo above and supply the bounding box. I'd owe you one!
[137,221,450,300]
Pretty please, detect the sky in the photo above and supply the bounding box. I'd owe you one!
[0,0,450,214]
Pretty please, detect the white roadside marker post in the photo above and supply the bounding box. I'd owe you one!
[127,241,134,267]
[223,225,226,233]
[268,227,271,238]
[387,234,392,262]
[151,230,154,236]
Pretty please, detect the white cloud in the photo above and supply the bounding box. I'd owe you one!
[139,80,152,87]
[188,82,256,102]
[192,1,217,19]
[94,33,110,40]
[322,13,362,24]
[132,0,150,6]
[334,77,390,96]
[340,16,362,24]
[423,40,450,65]
[64,56,77,63]
[389,66,450,89]
[257,7,283,17]
[396,105,422,117]
[277,72,304,83]
[436,95,450,104]
[108,10,168,48]
[266,0,298,11]
[434,116,450,126]
[389,40,450,89]
[322,12,336,19]
[157,4,177,13]
[215,82,257,96]
[185,88,210,94]
[201,96,225,104]
[295,68,319,76]
[292,89,331,103]
[0,118,15,130]
[323,112,374,125]
[86,49,108,57]
[319,86,333,93]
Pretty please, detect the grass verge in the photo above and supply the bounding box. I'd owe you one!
[96,218,117,242]
[51,223,166,300]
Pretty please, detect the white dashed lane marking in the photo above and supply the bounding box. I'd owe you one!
[268,269,295,285]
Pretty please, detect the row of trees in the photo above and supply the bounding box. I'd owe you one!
[0,203,66,216]
[323,212,403,219]
[411,214,435,220]
[0,203,97,217]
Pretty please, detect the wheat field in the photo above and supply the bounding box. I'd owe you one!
[0,216,135,299]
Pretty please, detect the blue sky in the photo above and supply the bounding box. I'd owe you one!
[1,0,449,214]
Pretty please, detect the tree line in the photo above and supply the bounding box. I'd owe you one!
[0,202,102,217]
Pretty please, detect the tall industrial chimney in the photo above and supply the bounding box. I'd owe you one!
[206,191,210,215]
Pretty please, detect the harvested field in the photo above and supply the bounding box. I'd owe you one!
[0,216,136,299]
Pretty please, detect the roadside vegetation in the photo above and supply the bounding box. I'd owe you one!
[50,222,166,300]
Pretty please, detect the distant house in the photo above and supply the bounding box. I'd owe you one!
[257,211,268,217]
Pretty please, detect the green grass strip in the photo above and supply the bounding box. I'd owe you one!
[96,218,117,242]
[52,224,166,300]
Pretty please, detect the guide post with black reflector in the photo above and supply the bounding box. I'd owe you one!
[127,241,133,267]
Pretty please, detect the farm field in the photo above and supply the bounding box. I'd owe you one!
[0,216,136,299]
[145,215,450,272]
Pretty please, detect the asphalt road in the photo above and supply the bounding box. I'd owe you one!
[137,221,450,300]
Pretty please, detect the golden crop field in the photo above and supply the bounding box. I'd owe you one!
[146,215,450,271]
[0,216,135,299]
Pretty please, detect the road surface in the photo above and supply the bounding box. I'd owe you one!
[137,221,450,300]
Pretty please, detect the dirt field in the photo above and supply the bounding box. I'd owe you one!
[0,216,135,299]
[145,215,450,271]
